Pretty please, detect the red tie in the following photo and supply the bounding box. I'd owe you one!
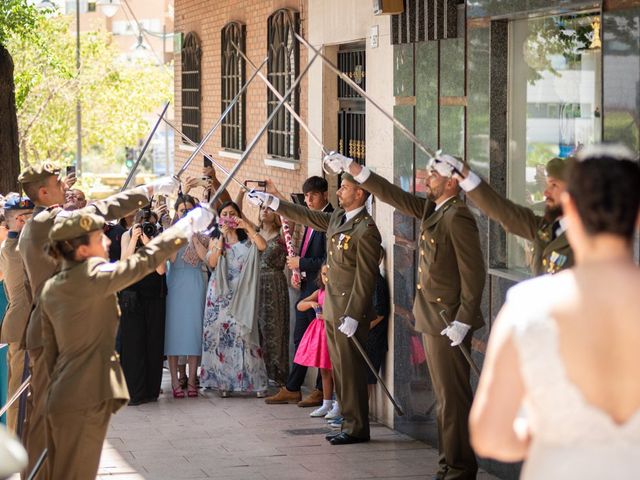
[300,227,313,257]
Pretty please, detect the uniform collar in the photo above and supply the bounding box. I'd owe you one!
[344,206,365,223]
[435,195,458,211]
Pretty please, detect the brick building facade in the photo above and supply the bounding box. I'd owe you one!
[173,0,309,223]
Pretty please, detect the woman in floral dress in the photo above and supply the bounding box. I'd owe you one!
[201,201,268,397]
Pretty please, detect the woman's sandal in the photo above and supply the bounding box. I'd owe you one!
[172,386,185,399]
[187,384,198,398]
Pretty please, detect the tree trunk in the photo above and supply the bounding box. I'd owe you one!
[0,44,20,195]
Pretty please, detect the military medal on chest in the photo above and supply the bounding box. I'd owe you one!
[546,251,568,274]
[337,233,352,251]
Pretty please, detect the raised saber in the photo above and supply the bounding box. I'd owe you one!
[174,55,269,180]
[292,32,438,165]
[230,41,329,157]
[121,101,170,191]
[439,310,481,376]
[345,325,405,416]
[207,49,320,209]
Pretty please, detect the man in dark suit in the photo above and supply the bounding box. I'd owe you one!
[264,176,334,407]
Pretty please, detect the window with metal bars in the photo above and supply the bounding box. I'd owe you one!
[181,32,201,143]
[221,22,246,152]
[267,9,300,160]
[338,46,366,165]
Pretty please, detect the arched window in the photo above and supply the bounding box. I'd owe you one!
[181,32,201,143]
[221,22,246,152]
[267,9,300,160]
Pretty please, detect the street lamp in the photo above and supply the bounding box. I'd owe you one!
[96,0,121,18]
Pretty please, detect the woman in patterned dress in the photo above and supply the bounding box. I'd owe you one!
[200,201,268,397]
[256,206,290,386]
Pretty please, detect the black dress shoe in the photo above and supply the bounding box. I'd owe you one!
[329,432,369,445]
[325,431,341,441]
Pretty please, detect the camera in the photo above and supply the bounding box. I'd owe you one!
[138,207,160,238]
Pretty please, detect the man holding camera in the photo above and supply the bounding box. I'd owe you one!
[263,176,334,408]
[17,162,178,474]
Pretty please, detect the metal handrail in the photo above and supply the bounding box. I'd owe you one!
[26,448,47,480]
[0,374,31,418]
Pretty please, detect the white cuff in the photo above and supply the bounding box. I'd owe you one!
[458,171,481,192]
[353,166,371,184]
[270,196,281,211]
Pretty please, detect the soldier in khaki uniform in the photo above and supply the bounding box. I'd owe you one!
[325,153,485,479]
[40,207,212,480]
[17,162,178,477]
[248,175,382,445]
[0,197,34,434]
[440,155,573,276]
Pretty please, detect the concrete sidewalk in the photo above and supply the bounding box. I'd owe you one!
[98,375,499,479]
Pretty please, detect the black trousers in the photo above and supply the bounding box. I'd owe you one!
[285,285,322,392]
[119,291,166,402]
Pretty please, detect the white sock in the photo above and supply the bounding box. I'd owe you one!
[322,399,333,408]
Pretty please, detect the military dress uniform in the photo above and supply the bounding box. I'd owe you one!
[17,163,151,477]
[0,198,34,434]
[359,170,485,480]
[40,213,188,480]
[276,198,382,441]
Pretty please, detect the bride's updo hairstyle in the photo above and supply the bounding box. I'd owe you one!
[568,144,639,239]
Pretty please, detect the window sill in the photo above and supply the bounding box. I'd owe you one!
[178,144,196,153]
[263,157,300,170]
[488,268,531,284]
[218,150,242,160]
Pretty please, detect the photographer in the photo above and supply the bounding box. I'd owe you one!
[119,209,167,405]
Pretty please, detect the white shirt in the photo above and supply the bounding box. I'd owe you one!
[342,206,365,223]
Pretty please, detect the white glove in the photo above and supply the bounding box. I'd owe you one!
[247,190,278,210]
[430,153,464,180]
[0,424,28,477]
[323,151,353,175]
[338,316,359,338]
[148,176,180,196]
[173,205,215,239]
[440,320,471,347]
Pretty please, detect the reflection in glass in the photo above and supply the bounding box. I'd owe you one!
[507,12,602,273]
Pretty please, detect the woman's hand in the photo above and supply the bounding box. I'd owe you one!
[131,224,142,244]
[182,176,199,194]
[140,232,151,245]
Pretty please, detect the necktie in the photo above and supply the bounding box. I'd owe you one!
[340,215,347,226]
[300,227,313,257]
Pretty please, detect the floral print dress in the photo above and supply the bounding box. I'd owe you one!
[200,240,268,392]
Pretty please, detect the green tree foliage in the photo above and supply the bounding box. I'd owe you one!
[7,14,172,167]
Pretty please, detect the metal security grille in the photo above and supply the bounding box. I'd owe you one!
[267,9,300,160]
[338,50,366,99]
[181,32,201,143]
[391,0,462,44]
[338,111,366,165]
[221,22,246,152]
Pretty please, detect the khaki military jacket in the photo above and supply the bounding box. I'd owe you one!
[40,228,187,415]
[361,172,485,336]
[277,201,382,325]
[18,187,150,350]
[0,236,32,343]
[466,180,573,276]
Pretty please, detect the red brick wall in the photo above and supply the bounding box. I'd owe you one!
[174,0,309,224]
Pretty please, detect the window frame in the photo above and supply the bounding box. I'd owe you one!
[181,32,202,144]
[221,22,246,153]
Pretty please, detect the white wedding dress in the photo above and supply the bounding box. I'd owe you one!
[504,276,640,479]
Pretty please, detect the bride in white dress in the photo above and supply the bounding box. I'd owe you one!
[469,144,640,479]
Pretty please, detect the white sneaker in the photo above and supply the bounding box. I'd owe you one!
[310,404,332,417]
[324,402,341,420]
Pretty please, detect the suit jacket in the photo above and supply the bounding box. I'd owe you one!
[18,186,150,350]
[40,228,187,414]
[0,235,32,343]
[277,200,381,325]
[298,203,334,293]
[466,179,573,276]
[361,171,485,336]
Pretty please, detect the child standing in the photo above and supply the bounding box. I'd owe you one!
[294,265,339,418]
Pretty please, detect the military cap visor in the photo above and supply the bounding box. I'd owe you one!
[49,213,105,242]
[18,162,62,184]
[4,197,35,210]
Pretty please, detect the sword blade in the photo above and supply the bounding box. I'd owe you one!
[439,310,482,377]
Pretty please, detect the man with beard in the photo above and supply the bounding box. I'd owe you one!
[324,153,485,478]
[439,155,572,275]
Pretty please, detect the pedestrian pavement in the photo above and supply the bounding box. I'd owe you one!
[97,373,499,479]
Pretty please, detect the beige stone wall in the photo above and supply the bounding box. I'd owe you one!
[307,0,396,427]
[174,0,309,223]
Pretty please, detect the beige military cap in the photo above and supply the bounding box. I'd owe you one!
[18,161,61,184]
[49,213,105,242]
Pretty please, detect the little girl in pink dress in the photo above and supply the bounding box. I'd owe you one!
[294,266,339,418]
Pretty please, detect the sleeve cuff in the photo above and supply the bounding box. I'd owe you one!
[353,166,371,184]
[458,171,481,192]
[270,196,281,211]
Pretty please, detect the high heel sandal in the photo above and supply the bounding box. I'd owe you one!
[172,386,185,399]
[187,384,198,398]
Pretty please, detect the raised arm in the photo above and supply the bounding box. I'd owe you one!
[276,200,332,233]
[83,185,150,222]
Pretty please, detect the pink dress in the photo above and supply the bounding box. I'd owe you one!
[293,289,332,370]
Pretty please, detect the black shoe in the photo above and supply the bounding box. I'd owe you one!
[127,399,146,406]
[329,432,369,445]
[325,431,341,441]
